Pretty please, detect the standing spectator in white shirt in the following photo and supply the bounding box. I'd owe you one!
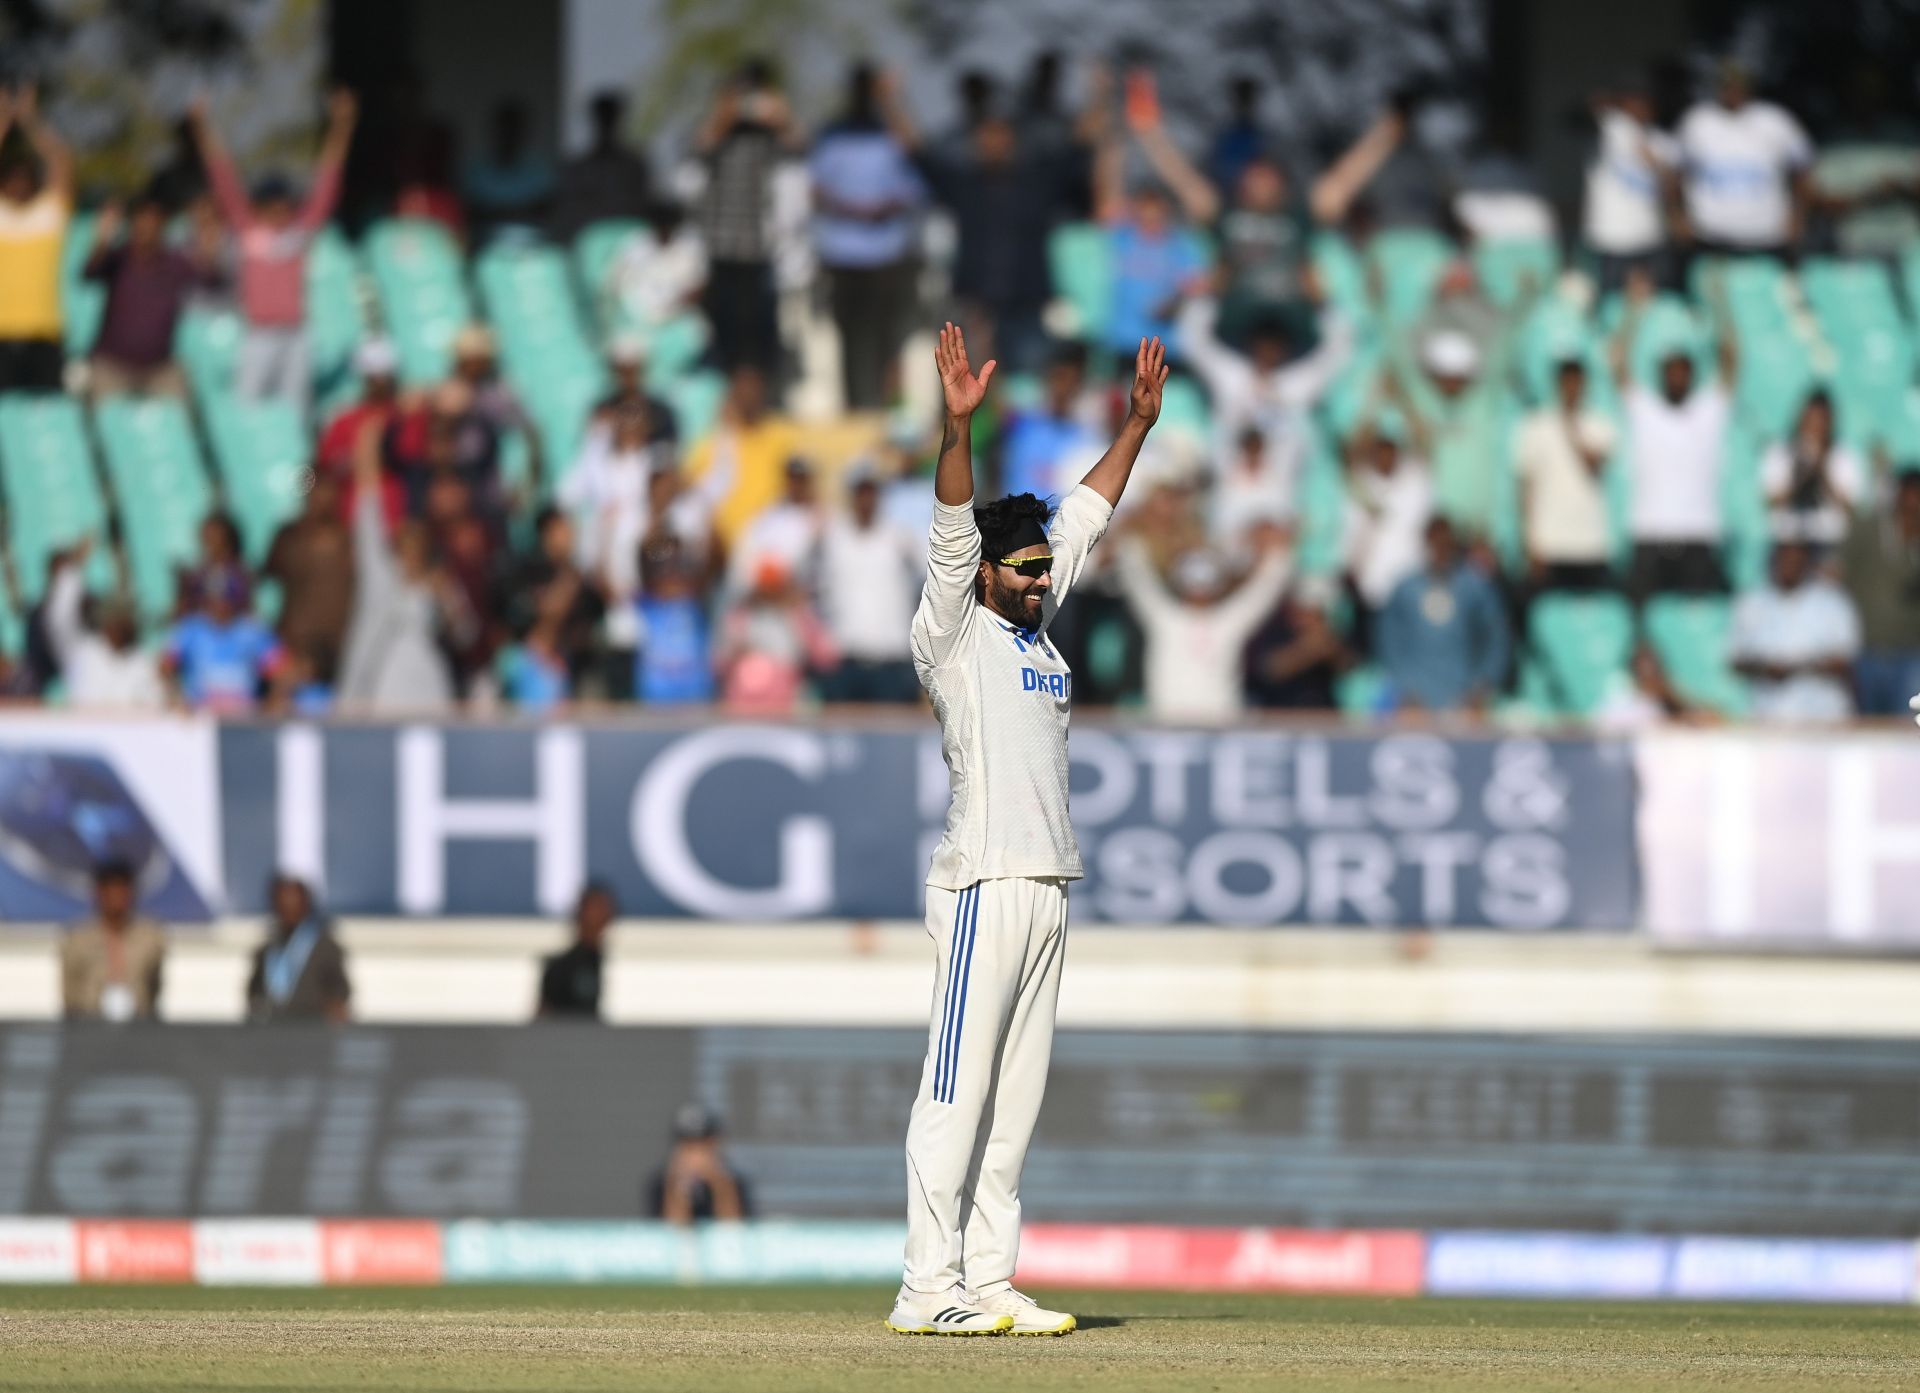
[1730,540,1861,723]
[1342,413,1435,630]
[1177,292,1351,522]
[1759,390,1865,556]
[42,542,165,710]
[1115,523,1291,723]
[1583,77,1682,292]
[1614,286,1734,603]
[1677,61,1814,256]
[729,455,823,597]
[818,466,923,704]
[1515,357,1619,592]
[1212,427,1296,566]
[560,402,658,606]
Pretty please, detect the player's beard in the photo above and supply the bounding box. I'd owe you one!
[983,570,1043,628]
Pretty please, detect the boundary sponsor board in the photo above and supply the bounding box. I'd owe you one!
[1016,1224,1425,1294]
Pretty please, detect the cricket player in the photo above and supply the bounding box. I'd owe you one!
[887,325,1167,1337]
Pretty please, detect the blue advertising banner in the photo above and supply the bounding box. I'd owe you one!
[215,722,1638,925]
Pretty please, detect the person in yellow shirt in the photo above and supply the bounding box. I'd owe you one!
[0,84,73,391]
[681,364,803,547]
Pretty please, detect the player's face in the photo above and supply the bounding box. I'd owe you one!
[982,546,1052,626]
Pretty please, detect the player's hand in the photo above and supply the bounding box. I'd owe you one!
[1128,336,1168,426]
[327,87,359,126]
[935,322,995,419]
[1909,691,1920,728]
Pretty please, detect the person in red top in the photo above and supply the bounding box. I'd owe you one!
[317,338,407,530]
[188,88,357,423]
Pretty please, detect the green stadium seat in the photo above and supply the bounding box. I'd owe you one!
[1473,236,1559,311]
[1336,664,1389,719]
[0,395,112,599]
[574,219,648,331]
[1047,223,1112,343]
[61,211,104,358]
[202,393,308,562]
[364,218,474,385]
[1643,595,1748,716]
[664,370,727,446]
[1366,228,1455,327]
[1310,232,1370,325]
[1528,592,1633,716]
[1156,374,1212,450]
[175,306,244,401]
[93,397,213,619]
[306,225,367,390]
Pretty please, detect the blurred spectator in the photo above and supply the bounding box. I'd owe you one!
[561,402,657,620]
[164,565,279,714]
[1594,643,1714,731]
[1245,576,1355,710]
[1842,472,1920,716]
[501,573,578,713]
[177,511,252,618]
[264,645,334,718]
[61,861,165,1022]
[391,122,464,238]
[43,543,164,709]
[83,192,222,398]
[245,874,350,1024]
[1211,428,1296,564]
[1342,414,1435,622]
[501,507,605,686]
[423,477,499,695]
[1378,516,1509,715]
[1349,93,1450,233]
[1117,525,1291,722]
[0,85,73,392]
[684,364,802,547]
[451,324,535,441]
[189,89,357,421]
[1213,155,1329,352]
[552,89,652,239]
[634,533,714,705]
[148,115,209,217]
[1093,76,1212,361]
[1452,118,1557,246]
[1398,280,1513,530]
[1000,342,1105,499]
[1210,75,1270,196]
[384,380,502,522]
[696,60,800,375]
[729,456,821,596]
[810,65,925,410]
[463,99,555,235]
[1616,304,1733,601]
[1731,540,1860,724]
[538,882,615,1018]
[818,465,922,703]
[589,334,679,446]
[605,201,707,351]
[1677,61,1813,256]
[1760,390,1863,554]
[317,339,408,526]
[1179,294,1351,523]
[647,1103,752,1223]
[1515,357,1618,592]
[1584,76,1681,293]
[337,430,456,711]
[717,559,836,714]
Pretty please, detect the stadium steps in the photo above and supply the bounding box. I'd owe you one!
[1526,591,1633,717]
[92,396,214,621]
[202,393,308,564]
[0,395,115,603]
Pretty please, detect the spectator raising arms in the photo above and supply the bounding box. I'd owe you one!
[0,84,73,392]
[189,88,357,422]
[84,191,223,398]
[42,541,164,710]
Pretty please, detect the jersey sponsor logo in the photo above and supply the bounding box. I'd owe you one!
[998,621,1053,658]
[1020,667,1071,701]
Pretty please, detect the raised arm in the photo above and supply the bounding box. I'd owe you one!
[300,89,356,229]
[911,324,996,664]
[1076,336,1167,508]
[187,96,250,228]
[13,86,72,204]
[1132,119,1220,224]
[933,321,995,506]
[1310,110,1404,225]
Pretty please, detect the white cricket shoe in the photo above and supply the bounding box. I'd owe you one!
[885,1284,1014,1336]
[963,1285,1076,1336]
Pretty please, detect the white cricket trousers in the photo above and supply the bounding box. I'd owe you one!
[902,875,1068,1295]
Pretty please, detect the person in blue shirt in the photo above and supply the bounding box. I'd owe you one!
[634,534,714,705]
[1378,517,1511,715]
[164,566,280,714]
[999,342,1103,499]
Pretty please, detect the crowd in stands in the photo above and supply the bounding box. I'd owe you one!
[2,53,1920,727]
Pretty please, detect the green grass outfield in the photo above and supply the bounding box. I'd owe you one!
[3,1284,1918,1393]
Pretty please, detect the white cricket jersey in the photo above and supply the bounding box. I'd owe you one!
[910,484,1113,890]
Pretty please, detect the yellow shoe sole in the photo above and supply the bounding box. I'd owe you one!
[1011,1315,1077,1337]
[887,1315,1014,1336]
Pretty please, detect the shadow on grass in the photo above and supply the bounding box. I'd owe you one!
[1076,1316,1128,1330]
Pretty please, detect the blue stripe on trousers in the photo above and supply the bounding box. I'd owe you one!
[933,885,971,1102]
[939,884,982,1104]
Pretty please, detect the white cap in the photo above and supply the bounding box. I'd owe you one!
[606,332,647,366]
[1171,550,1227,597]
[354,338,399,377]
[1421,329,1481,379]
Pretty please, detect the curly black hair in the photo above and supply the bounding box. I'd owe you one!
[973,492,1053,561]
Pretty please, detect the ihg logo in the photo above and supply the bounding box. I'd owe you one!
[0,1030,528,1216]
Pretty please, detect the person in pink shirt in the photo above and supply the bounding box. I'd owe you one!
[188,89,357,422]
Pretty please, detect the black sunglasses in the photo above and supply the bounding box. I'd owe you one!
[997,553,1054,579]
